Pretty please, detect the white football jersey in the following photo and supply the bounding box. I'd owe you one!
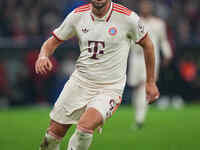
[52,2,147,90]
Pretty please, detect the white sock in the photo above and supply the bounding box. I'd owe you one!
[39,133,61,150]
[132,84,148,124]
[67,129,93,150]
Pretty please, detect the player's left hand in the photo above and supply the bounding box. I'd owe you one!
[146,82,160,104]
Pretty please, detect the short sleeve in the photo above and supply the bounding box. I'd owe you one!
[128,12,148,44]
[52,12,76,41]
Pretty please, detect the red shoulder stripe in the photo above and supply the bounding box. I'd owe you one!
[77,4,90,9]
[113,6,131,13]
[113,9,132,16]
[113,3,132,15]
[113,3,129,11]
[74,4,91,13]
[75,8,91,13]
[75,7,90,11]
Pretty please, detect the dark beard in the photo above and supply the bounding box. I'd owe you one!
[91,1,107,9]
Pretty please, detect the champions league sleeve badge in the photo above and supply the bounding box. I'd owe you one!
[108,27,118,36]
[138,20,145,34]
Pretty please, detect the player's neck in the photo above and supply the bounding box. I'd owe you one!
[141,14,152,19]
[92,1,111,18]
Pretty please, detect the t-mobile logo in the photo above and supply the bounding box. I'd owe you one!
[88,41,105,59]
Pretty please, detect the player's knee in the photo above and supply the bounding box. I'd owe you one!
[77,124,94,134]
[77,118,96,134]
[77,108,103,132]
[39,120,71,150]
[47,120,71,138]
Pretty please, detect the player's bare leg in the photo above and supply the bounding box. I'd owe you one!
[67,108,103,150]
[40,120,72,150]
[132,82,148,128]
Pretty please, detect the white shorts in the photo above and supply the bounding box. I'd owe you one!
[50,76,122,125]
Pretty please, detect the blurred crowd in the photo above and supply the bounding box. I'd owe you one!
[0,0,63,40]
[123,0,200,45]
[0,0,200,44]
[0,49,78,107]
[0,0,200,106]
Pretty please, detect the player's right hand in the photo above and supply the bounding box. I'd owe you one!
[35,56,53,75]
[146,82,160,104]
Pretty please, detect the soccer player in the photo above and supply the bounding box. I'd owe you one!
[35,0,159,150]
[127,0,172,128]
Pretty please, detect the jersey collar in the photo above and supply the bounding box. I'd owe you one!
[90,2,113,22]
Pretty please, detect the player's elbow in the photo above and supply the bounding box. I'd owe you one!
[44,37,62,50]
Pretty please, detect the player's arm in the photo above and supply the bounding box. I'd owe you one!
[128,12,159,103]
[139,35,155,83]
[35,11,76,75]
[140,34,160,103]
[35,37,63,75]
[139,34,160,103]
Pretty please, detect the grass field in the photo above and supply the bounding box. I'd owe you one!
[0,105,200,150]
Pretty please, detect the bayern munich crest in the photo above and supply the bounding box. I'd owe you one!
[108,27,118,36]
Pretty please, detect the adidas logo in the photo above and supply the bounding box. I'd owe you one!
[82,28,89,33]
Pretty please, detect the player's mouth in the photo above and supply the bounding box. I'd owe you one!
[91,0,107,9]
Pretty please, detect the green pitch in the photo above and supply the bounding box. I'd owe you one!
[0,105,200,150]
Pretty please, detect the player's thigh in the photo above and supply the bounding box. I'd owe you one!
[78,108,103,131]
[50,76,89,125]
[78,93,122,130]
[47,119,72,137]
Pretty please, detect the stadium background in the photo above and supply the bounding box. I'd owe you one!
[0,0,200,150]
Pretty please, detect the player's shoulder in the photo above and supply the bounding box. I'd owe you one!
[112,3,132,16]
[74,3,92,14]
